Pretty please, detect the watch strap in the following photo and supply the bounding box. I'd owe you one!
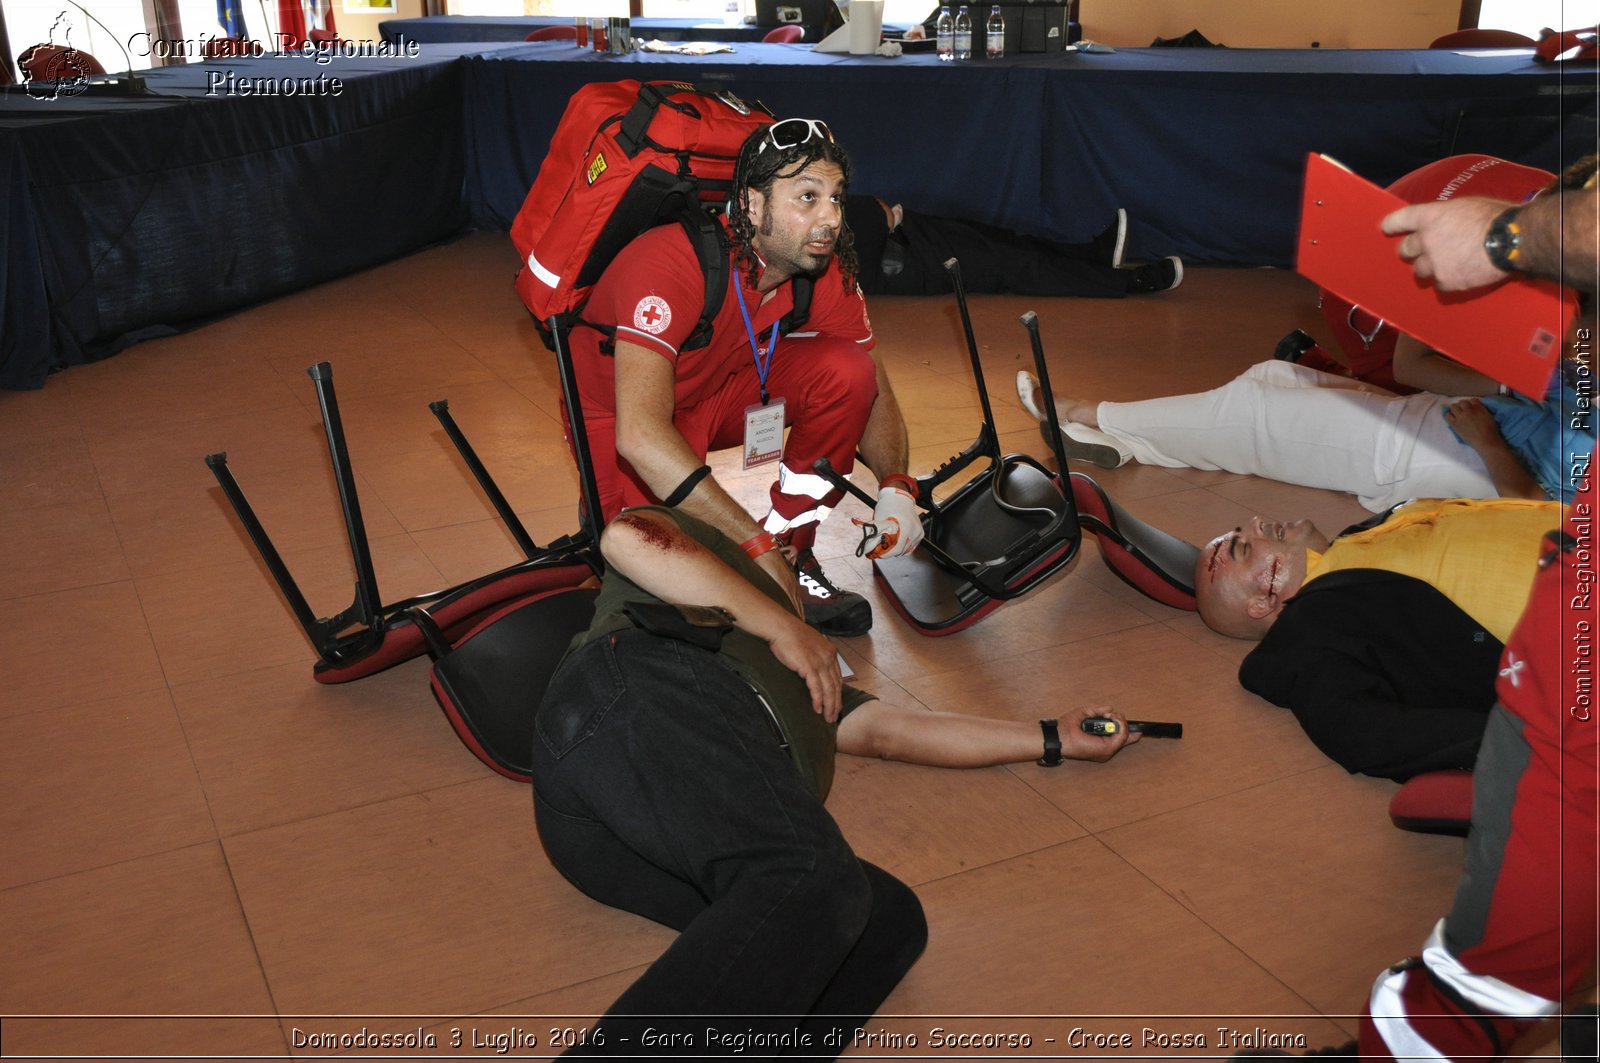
[1484,206,1524,272]
[1037,718,1063,767]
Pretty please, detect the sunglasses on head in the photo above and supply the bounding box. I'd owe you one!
[756,118,835,156]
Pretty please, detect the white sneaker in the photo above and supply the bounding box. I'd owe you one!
[1015,371,1131,469]
[1016,369,1049,422]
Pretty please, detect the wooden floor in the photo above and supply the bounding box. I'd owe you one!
[0,232,1560,1059]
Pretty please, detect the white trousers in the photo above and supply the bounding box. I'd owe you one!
[1096,361,1497,512]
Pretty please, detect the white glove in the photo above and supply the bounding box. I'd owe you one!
[866,485,923,559]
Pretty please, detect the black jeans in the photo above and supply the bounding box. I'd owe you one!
[865,208,1127,299]
[532,630,927,1059]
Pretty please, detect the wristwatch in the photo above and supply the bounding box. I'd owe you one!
[1483,206,1524,273]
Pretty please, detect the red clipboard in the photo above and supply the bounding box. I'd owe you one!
[1296,152,1573,397]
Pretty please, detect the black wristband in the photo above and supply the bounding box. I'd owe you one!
[1037,719,1062,767]
[663,465,712,508]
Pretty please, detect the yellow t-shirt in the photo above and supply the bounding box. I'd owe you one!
[1302,498,1561,643]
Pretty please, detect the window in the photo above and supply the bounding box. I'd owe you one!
[9,0,149,70]
[1478,0,1599,39]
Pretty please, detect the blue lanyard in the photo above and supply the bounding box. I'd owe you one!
[736,287,779,405]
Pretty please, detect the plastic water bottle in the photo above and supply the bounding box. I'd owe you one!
[954,4,972,60]
[985,4,1004,57]
[935,5,954,61]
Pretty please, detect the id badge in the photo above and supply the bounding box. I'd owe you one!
[743,398,786,469]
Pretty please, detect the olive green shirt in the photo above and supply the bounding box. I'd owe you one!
[568,507,870,799]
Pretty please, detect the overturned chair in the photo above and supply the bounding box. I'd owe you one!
[814,258,1201,635]
[205,358,607,779]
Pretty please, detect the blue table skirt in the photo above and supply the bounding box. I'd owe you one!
[464,44,1595,270]
[2,40,1592,389]
[0,45,481,389]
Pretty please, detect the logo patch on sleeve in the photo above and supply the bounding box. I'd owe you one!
[634,296,671,334]
[586,152,608,186]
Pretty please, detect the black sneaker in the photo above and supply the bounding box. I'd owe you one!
[1125,256,1183,294]
[795,550,873,637]
[1091,207,1129,268]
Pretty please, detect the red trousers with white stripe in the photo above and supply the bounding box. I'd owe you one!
[1361,484,1599,1061]
[582,336,879,549]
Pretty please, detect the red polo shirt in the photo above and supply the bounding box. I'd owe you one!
[569,219,874,416]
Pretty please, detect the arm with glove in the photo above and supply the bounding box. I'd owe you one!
[855,353,925,559]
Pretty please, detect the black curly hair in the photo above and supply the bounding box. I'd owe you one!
[728,120,858,293]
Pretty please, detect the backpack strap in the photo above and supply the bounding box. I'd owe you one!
[616,82,675,158]
[585,213,811,356]
[678,206,730,353]
[779,274,813,336]
[617,82,734,159]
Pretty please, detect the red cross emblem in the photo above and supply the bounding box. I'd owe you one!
[633,296,672,334]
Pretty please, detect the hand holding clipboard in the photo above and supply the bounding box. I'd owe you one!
[1296,153,1575,397]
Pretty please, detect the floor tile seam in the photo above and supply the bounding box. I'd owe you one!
[387,503,548,540]
[70,394,310,448]
[1012,761,1336,839]
[212,773,502,844]
[0,835,229,898]
[264,368,508,408]
[0,673,174,723]
[154,644,315,692]
[406,300,521,371]
[159,657,249,858]
[908,428,1028,455]
[211,836,296,1048]
[895,365,1025,395]
[898,829,1103,892]
[162,649,366,697]
[0,565,149,607]
[890,612,1172,686]
[0,480,113,519]
[0,397,92,442]
[125,571,241,719]
[330,441,544,534]
[0,484,117,528]
[116,520,408,585]
[113,579,254,858]
[1069,833,1337,1024]
[1156,616,1258,667]
[140,485,426,584]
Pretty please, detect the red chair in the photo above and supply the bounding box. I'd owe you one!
[1429,28,1536,49]
[1389,769,1473,836]
[762,24,805,42]
[308,28,341,45]
[525,25,578,41]
[18,43,106,80]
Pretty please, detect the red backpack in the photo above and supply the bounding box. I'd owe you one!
[510,80,810,352]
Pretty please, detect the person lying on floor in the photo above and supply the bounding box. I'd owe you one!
[1188,497,1559,782]
[843,195,1183,298]
[530,504,1139,1057]
[1015,350,1591,509]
